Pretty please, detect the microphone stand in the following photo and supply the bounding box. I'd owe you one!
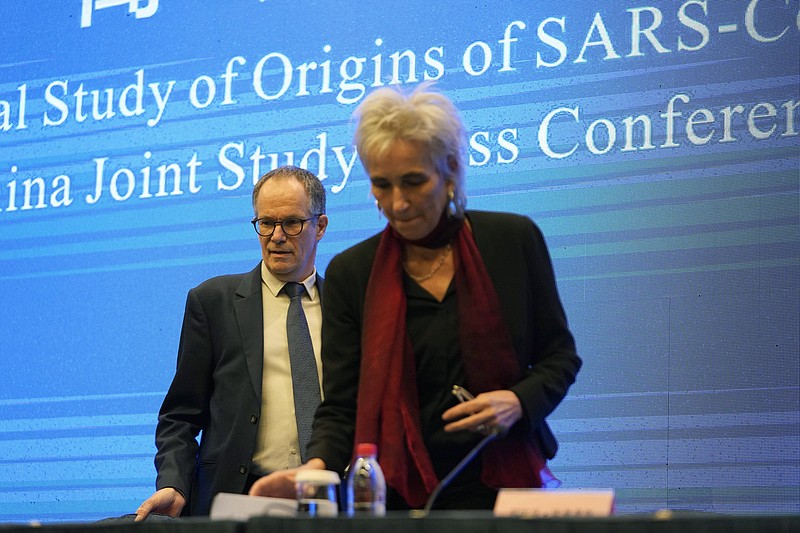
[419,430,500,516]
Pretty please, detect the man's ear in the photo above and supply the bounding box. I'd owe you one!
[315,214,329,240]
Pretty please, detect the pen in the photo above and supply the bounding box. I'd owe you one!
[451,384,475,403]
[451,385,494,434]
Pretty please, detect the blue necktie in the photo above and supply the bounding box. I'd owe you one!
[282,282,321,463]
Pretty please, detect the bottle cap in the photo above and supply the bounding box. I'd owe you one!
[355,442,378,457]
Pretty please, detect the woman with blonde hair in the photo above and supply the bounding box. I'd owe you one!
[252,84,581,510]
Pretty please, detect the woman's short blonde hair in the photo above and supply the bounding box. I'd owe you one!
[353,83,466,218]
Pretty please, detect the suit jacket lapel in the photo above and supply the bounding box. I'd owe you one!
[234,264,265,400]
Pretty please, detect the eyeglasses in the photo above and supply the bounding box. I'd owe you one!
[251,216,320,237]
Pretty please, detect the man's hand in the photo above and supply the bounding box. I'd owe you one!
[248,458,327,499]
[134,487,186,522]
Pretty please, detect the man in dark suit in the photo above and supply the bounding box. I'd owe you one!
[134,166,328,520]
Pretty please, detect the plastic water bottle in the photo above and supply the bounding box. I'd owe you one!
[345,442,386,516]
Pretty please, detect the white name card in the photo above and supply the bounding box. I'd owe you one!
[494,488,615,518]
[209,492,297,521]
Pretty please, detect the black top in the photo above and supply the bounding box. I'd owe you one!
[403,274,493,508]
[405,276,480,472]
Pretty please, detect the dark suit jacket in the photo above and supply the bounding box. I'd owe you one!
[307,210,581,476]
[154,263,322,516]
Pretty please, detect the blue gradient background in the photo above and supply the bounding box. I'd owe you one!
[0,0,798,523]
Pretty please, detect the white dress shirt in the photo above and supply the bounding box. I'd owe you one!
[251,263,323,473]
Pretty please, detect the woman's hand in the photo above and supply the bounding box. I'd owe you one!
[442,390,522,435]
[248,458,327,498]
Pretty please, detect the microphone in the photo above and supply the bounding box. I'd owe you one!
[419,431,499,515]
[418,385,503,516]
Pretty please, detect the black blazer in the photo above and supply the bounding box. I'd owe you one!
[307,210,581,476]
[154,263,323,515]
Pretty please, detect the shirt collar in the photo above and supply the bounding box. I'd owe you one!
[260,262,318,300]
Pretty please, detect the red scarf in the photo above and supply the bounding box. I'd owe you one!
[355,221,546,508]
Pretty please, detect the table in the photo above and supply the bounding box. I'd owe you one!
[0,512,796,533]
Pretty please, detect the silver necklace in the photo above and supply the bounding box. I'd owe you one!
[403,243,452,283]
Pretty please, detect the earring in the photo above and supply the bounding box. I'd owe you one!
[375,199,382,219]
[447,189,457,218]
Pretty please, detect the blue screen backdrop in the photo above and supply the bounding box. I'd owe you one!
[0,0,798,523]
